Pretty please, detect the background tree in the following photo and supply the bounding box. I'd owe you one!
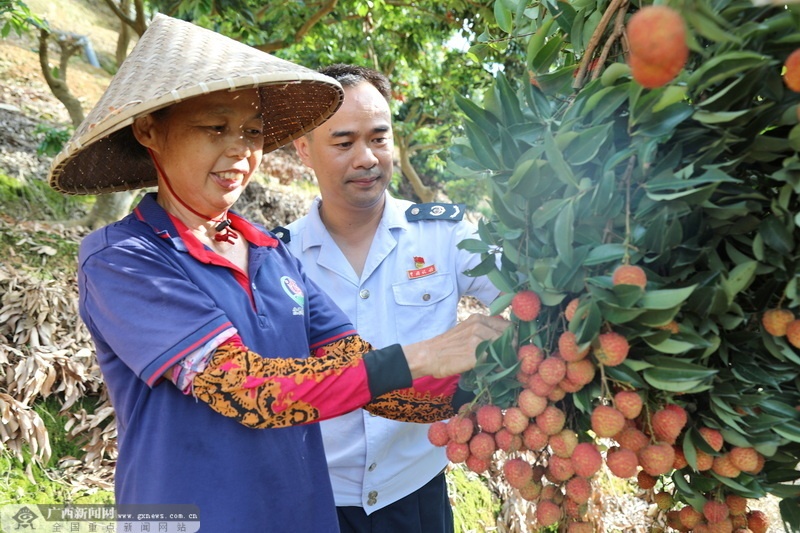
[443,0,800,530]
[150,0,508,204]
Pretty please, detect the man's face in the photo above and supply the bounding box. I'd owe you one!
[294,81,393,211]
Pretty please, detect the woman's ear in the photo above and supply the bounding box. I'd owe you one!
[132,115,158,149]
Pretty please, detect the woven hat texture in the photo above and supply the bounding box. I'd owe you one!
[49,13,343,195]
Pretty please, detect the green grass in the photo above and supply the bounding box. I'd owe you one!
[0,172,92,223]
[0,398,114,506]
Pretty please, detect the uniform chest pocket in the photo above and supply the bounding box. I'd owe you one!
[391,272,456,342]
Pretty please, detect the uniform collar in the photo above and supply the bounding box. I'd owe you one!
[299,191,406,252]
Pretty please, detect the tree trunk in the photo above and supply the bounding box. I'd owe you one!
[39,28,136,225]
[396,135,435,203]
[115,0,132,66]
[80,191,137,229]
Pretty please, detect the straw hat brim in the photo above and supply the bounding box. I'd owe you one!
[48,14,343,195]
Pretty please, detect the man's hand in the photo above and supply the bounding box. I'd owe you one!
[402,314,511,379]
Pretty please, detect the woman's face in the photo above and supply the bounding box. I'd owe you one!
[134,88,264,217]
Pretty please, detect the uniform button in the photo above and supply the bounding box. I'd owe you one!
[422,293,431,301]
[411,207,420,215]
[251,283,257,290]
[368,463,377,472]
[359,289,370,299]
[367,491,378,506]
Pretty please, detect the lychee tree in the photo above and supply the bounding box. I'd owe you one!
[440,0,800,531]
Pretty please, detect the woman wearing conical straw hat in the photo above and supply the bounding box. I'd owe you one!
[49,14,509,533]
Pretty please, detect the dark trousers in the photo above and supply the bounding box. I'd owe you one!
[336,472,454,533]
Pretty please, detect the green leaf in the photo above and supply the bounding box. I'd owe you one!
[526,17,556,71]
[687,51,771,94]
[544,129,579,188]
[642,336,699,355]
[583,244,626,266]
[639,285,697,310]
[721,261,758,302]
[455,94,498,132]
[465,121,501,169]
[773,421,800,444]
[494,0,513,33]
[553,200,575,265]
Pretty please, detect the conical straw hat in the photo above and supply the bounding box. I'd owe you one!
[49,13,343,195]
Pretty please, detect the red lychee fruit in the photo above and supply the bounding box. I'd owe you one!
[571,442,603,478]
[747,510,769,533]
[712,453,742,478]
[547,385,567,402]
[695,449,714,471]
[527,372,555,397]
[606,446,639,478]
[503,457,533,489]
[536,405,567,436]
[503,406,530,435]
[762,308,795,336]
[494,428,524,453]
[680,505,705,529]
[699,426,724,452]
[638,442,676,476]
[517,480,543,501]
[559,377,584,393]
[538,356,567,385]
[566,521,593,533]
[615,426,649,453]
[536,499,561,527]
[612,264,647,289]
[447,415,475,444]
[468,431,496,460]
[549,428,579,458]
[614,390,643,420]
[565,297,580,322]
[445,441,470,463]
[673,446,688,470]
[565,358,596,386]
[522,423,549,451]
[546,454,575,482]
[427,420,449,447]
[627,5,689,89]
[591,405,627,438]
[726,494,748,516]
[786,319,800,348]
[593,331,630,366]
[517,343,544,374]
[637,470,657,490]
[654,491,674,510]
[517,389,547,418]
[729,447,760,473]
[558,331,590,362]
[651,404,688,444]
[511,290,541,321]
[475,404,503,434]
[565,475,592,504]
[465,454,490,473]
[784,48,800,92]
[704,500,730,523]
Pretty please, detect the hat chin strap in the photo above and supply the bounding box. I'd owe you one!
[147,148,238,244]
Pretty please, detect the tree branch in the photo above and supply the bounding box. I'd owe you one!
[572,0,626,89]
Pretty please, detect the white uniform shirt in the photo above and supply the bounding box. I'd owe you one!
[285,193,499,513]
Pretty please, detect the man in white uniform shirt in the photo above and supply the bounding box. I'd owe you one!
[284,64,499,532]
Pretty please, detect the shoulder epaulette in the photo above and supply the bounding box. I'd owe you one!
[271,226,291,244]
[405,202,465,222]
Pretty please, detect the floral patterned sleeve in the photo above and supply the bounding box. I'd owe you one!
[178,334,471,429]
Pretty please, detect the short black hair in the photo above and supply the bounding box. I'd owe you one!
[318,64,391,102]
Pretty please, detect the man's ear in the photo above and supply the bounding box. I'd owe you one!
[292,136,313,168]
[131,115,158,149]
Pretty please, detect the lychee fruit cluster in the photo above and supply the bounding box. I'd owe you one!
[762,307,800,348]
[626,5,689,89]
